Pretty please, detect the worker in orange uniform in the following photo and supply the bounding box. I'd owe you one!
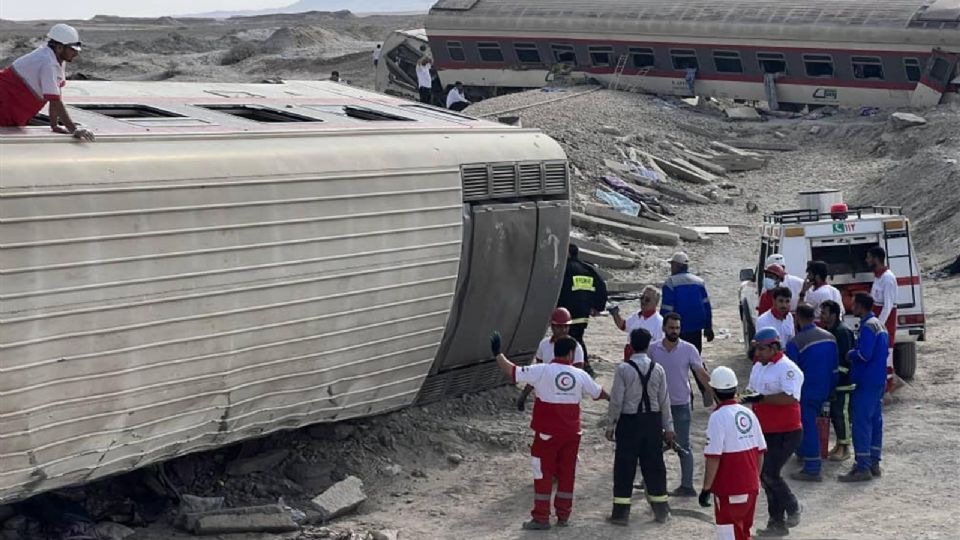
[516,307,586,410]
[491,332,608,530]
[865,246,900,392]
[699,366,766,540]
[0,24,94,140]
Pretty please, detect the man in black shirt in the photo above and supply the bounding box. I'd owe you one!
[557,243,607,377]
[820,300,855,462]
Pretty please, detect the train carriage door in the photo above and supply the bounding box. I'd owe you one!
[910,49,959,107]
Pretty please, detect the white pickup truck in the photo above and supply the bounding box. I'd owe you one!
[738,190,926,379]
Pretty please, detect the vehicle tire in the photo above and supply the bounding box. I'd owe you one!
[740,304,755,360]
[893,342,917,380]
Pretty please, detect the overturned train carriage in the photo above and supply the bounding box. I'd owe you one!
[0,80,570,502]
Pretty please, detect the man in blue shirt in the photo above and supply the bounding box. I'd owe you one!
[839,293,889,483]
[660,252,713,406]
[786,303,838,481]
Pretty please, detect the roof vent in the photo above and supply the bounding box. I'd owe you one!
[73,104,184,119]
[197,105,318,123]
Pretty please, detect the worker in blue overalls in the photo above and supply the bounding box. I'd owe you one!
[838,292,889,482]
[786,303,838,482]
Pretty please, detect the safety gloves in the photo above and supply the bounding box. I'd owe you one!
[490,331,502,356]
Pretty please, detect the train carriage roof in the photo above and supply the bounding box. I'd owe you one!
[428,0,960,46]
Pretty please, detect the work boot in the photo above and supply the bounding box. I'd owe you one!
[651,502,671,523]
[837,467,873,483]
[670,486,697,497]
[556,518,569,527]
[608,503,630,526]
[870,463,883,478]
[790,470,822,482]
[785,504,802,528]
[755,521,789,537]
[521,519,550,530]
[828,444,850,462]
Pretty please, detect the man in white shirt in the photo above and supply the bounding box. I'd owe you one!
[415,57,433,104]
[756,287,795,350]
[446,81,470,111]
[866,246,899,391]
[610,285,664,358]
[0,23,93,140]
[799,261,843,319]
[372,44,381,67]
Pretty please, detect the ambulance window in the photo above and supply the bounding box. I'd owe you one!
[73,104,185,118]
[811,243,876,276]
[197,105,319,122]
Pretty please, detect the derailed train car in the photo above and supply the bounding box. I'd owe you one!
[0,80,571,502]
[378,0,960,109]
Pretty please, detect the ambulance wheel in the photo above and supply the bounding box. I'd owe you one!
[893,342,917,380]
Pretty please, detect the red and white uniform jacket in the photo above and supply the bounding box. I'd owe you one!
[535,336,584,366]
[513,361,602,437]
[0,46,65,127]
[746,352,803,434]
[705,400,767,496]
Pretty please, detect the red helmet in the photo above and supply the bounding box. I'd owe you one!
[550,307,572,326]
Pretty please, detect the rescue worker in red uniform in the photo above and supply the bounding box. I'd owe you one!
[699,366,766,540]
[0,24,94,140]
[865,246,899,392]
[557,243,607,377]
[491,332,608,530]
[516,307,586,410]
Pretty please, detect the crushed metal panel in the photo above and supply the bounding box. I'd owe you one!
[432,0,481,10]
[916,0,960,21]
[507,201,571,356]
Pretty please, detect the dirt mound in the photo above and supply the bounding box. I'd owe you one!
[263,26,341,52]
[100,32,217,55]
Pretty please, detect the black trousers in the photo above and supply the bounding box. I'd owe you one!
[612,413,667,518]
[449,101,469,111]
[418,87,432,104]
[679,330,708,401]
[830,388,854,445]
[567,323,593,375]
[760,430,801,524]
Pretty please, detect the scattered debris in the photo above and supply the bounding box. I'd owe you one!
[725,140,799,152]
[372,529,400,540]
[180,495,225,514]
[724,106,763,122]
[809,126,822,135]
[579,247,640,269]
[598,125,625,136]
[286,462,336,492]
[227,449,291,476]
[890,112,927,130]
[585,204,706,243]
[311,476,367,521]
[177,503,298,535]
[596,188,641,216]
[94,521,136,540]
[650,155,717,185]
[571,213,680,246]
[690,226,731,235]
[446,453,464,465]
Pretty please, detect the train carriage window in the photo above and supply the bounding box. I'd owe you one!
[447,41,465,62]
[73,104,185,118]
[803,54,834,78]
[514,43,542,64]
[930,57,950,80]
[629,47,655,68]
[477,42,504,62]
[904,58,922,82]
[551,44,578,66]
[670,49,699,70]
[713,50,744,73]
[758,52,787,74]
[197,104,319,122]
[589,46,614,67]
[851,56,885,80]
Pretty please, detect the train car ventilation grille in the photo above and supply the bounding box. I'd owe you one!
[543,162,569,193]
[491,164,519,196]
[461,165,489,200]
[519,163,543,194]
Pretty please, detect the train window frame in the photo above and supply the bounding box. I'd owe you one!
[628,47,655,69]
[305,105,414,122]
[851,56,885,81]
[903,58,922,82]
[196,104,320,123]
[447,40,466,62]
[588,45,614,67]
[930,57,950,80]
[551,44,578,66]
[802,54,835,78]
[670,49,699,71]
[72,104,185,119]
[477,42,504,63]
[758,52,787,74]
[514,42,542,64]
[713,50,744,73]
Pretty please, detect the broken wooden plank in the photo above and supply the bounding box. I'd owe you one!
[571,213,680,246]
[708,155,766,172]
[585,204,706,242]
[683,153,727,176]
[650,155,715,185]
[571,236,641,259]
[579,248,639,269]
[726,140,799,152]
[709,141,761,157]
[671,157,722,183]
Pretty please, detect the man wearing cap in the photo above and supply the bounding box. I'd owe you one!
[757,261,804,315]
[799,261,843,319]
[660,252,713,406]
[516,307,586,411]
[785,303,838,482]
[756,287,795,349]
[491,332,608,530]
[609,285,664,359]
[743,327,803,536]
[699,366,766,540]
[558,244,608,377]
[0,24,94,140]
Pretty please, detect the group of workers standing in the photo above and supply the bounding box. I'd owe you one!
[492,243,895,539]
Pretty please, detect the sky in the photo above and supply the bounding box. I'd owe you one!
[0,1,293,21]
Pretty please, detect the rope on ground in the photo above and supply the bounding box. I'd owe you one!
[669,508,715,524]
[477,86,604,119]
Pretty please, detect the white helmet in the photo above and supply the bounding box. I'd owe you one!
[47,24,81,50]
[765,253,785,267]
[709,366,738,391]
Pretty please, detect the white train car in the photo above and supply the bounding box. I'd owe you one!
[375,28,432,101]
[401,0,960,109]
[0,80,571,502]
